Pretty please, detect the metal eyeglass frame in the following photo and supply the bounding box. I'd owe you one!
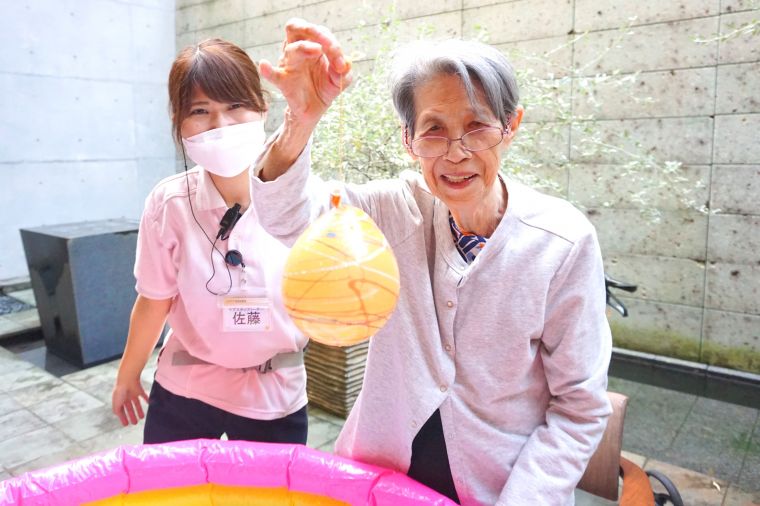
[403,123,512,158]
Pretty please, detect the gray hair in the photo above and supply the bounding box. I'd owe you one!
[389,39,519,137]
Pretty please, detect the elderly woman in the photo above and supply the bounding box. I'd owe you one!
[257,20,612,506]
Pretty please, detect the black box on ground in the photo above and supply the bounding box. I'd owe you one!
[20,219,139,367]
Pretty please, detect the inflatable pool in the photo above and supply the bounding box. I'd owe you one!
[0,439,456,505]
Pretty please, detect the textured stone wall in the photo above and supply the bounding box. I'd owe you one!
[176,0,760,372]
[1,0,176,281]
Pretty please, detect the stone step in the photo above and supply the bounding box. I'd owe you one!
[0,285,41,343]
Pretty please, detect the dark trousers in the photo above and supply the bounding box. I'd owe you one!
[143,380,308,445]
[407,409,461,504]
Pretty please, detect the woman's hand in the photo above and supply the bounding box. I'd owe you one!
[256,19,352,181]
[110,294,170,427]
[112,374,149,426]
[259,18,352,131]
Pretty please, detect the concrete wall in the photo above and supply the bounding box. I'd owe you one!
[0,0,177,282]
[175,0,760,372]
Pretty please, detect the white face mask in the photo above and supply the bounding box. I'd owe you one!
[181,119,267,177]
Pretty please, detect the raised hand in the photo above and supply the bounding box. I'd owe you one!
[259,18,352,129]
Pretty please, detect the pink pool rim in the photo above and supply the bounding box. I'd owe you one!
[0,439,457,505]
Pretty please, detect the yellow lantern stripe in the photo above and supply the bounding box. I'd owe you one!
[284,245,398,280]
[86,483,348,506]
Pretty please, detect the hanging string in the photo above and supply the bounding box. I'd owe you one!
[338,72,345,184]
[331,71,346,209]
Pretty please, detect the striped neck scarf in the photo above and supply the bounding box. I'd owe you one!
[449,215,487,264]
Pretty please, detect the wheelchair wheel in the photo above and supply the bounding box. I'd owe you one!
[646,470,684,506]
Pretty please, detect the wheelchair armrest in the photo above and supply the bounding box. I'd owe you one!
[620,457,655,506]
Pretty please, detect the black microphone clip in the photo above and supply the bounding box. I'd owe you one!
[217,203,242,241]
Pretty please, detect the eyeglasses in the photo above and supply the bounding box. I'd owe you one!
[407,125,511,158]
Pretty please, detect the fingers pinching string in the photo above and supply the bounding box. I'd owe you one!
[284,18,347,72]
[259,21,351,110]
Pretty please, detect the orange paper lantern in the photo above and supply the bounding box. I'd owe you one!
[282,199,400,346]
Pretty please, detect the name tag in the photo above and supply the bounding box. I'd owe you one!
[220,296,272,332]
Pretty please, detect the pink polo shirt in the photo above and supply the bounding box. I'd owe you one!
[135,165,308,420]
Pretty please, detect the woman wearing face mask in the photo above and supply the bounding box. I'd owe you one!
[111,38,348,444]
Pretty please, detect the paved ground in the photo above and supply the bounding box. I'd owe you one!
[1,287,759,505]
[0,343,344,475]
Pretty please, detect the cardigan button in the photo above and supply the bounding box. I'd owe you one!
[446,300,454,308]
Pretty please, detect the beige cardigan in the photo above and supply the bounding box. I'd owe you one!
[252,145,612,506]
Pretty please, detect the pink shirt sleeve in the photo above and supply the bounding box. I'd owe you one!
[134,194,179,300]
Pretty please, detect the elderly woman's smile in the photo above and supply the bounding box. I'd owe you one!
[440,172,477,187]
